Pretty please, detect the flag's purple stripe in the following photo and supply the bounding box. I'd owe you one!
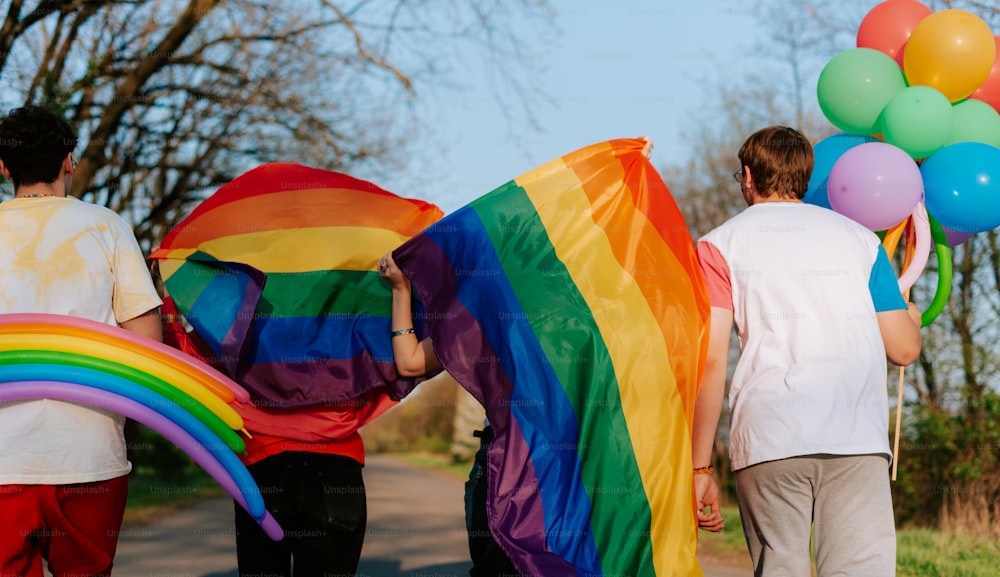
[490,414,588,577]
[236,356,421,407]
[397,206,600,575]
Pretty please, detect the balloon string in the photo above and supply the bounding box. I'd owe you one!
[891,215,919,482]
[892,285,910,483]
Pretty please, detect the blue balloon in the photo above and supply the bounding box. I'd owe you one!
[0,364,266,520]
[805,133,879,208]
[922,142,1000,234]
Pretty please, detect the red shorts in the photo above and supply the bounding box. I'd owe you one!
[0,476,128,577]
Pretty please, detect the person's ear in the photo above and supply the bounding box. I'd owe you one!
[0,159,11,180]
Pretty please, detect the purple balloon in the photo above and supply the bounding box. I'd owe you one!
[0,381,284,541]
[827,142,924,231]
[943,224,976,247]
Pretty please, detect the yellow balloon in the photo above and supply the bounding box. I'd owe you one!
[903,9,996,102]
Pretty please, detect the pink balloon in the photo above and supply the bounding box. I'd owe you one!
[827,142,924,231]
[897,202,931,293]
[0,381,283,541]
[857,0,934,62]
[970,36,1000,114]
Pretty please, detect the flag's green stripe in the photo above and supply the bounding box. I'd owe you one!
[258,270,390,318]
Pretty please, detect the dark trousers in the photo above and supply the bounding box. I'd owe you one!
[464,427,519,577]
[234,452,366,577]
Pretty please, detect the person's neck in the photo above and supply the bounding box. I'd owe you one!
[753,194,801,204]
[14,183,65,199]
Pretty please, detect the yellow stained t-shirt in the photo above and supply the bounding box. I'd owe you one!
[0,196,162,484]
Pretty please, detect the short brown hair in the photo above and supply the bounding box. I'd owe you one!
[738,126,813,200]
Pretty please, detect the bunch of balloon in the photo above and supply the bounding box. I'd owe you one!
[0,313,284,541]
[812,0,1000,327]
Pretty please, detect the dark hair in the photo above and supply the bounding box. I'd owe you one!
[738,126,813,200]
[0,105,77,188]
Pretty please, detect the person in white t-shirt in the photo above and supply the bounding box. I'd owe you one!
[0,105,162,577]
[691,126,923,577]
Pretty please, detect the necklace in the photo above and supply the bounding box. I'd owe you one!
[15,193,55,198]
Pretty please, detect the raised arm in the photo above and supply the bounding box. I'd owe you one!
[378,252,442,377]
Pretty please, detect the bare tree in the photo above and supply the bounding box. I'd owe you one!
[0,0,552,248]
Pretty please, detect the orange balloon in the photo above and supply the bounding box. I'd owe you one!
[903,9,996,102]
[970,36,1000,113]
[857,0,933,61]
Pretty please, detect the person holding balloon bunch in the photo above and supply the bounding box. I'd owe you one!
[0,105,163,577]
[691,126,923,577]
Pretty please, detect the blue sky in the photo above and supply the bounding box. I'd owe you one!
[379,1,754,213]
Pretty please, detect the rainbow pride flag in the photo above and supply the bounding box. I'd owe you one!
[150,163,443,406]
[393,138,710,577]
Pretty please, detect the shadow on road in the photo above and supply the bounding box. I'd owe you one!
[357,560,472,577]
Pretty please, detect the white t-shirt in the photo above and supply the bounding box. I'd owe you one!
[0,197,162,484]
[699,202,903,471]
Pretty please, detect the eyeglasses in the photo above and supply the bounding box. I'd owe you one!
[732,169,743,183]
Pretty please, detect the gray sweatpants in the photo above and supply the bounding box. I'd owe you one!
[734,454,896,577]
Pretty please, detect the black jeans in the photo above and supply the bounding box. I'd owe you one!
[464,427,519,577]
[234,452,366,577]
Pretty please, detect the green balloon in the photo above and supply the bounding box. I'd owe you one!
[881,86,954,159]
[946,99,1000,148]
[818,48,907,134]
[922,214,953,327]
[0,350,246,453]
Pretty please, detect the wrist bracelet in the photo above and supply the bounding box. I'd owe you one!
[693,466,714,475]
[391,328,415,337]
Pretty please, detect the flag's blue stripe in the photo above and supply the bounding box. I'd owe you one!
[247,315,393,363]
[187,270,254,356]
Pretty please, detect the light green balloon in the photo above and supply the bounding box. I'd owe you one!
[881,86,954,159]
[946,99,1000,148]
[817,48,907,134]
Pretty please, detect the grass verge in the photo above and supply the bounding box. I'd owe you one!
[897,528,1000,577]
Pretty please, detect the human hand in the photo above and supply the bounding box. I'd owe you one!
[694,473,725,532]
[378,252,409,290]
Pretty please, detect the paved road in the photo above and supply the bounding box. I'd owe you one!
[106,455,751,577]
